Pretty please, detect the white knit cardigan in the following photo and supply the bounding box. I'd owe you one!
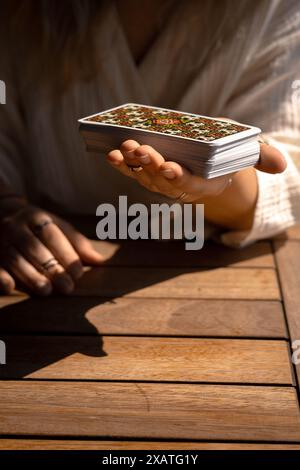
[0,0,300,246]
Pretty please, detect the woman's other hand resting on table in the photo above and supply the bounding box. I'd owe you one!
[0,198,103,295]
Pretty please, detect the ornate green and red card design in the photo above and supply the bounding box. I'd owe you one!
[86,104,249,142]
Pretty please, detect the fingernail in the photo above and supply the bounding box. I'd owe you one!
[137,154,150,164]
[69,263,83,281]
[107,156,121,166]
[37,281,52,296]
[160,169,176,179]
[0,280,15,295]
[92,252,104,264]
[56,276,74,294]
[110,159,121,166]
[125,150,137,159]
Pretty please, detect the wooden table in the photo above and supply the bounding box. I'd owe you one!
[1,219,300,450]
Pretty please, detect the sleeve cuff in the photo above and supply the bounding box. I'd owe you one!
[218,138,300,248]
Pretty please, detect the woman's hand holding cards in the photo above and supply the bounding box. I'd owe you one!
[108,139,234,201]
[107,138,287,230]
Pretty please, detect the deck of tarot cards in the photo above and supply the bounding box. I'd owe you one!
[78,103,261,179]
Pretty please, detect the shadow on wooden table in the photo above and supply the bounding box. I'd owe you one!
[0,230,276,379]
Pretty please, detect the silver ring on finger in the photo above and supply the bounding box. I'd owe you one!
[41,257,59,271]
[126,163,143,173]
[174,191,189,203]
[258,135,270,146]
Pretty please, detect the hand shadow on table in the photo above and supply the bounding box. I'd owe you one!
[0,231,273,379]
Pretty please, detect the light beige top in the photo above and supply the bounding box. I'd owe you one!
[0,0,300,245]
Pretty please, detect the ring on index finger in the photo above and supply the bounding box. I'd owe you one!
[40,257,59,271]
[126,163,143,173]
[174,192,189,203]
[32,219,53,234]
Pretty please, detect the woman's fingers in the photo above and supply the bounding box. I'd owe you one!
[159,161,231,199]
[0,267,15,294]
[119,139,142,167]
[108,140,178,195]
[107,145,164,192]
[108,140,233,199]
[256,143,287,174]
[28,216,83,280]
[13,225,74,294]
[107,149,137,178]
[108,139,142,177]
[0,205,106,296]
[122,141,165,175]
[108,139,287,205]
[56,218,104,265]
[2,247,52,296]
[108,140,166,178]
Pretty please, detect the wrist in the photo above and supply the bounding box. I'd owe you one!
[194,168,258,230]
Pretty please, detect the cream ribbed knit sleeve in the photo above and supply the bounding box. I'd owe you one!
[220,0,300,247]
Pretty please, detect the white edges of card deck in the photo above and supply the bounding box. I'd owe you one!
[78,103,261,178]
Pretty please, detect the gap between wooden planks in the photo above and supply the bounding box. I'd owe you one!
[1,439,300,450]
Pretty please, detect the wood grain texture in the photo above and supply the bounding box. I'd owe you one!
[1,439,300,450]
[0,382,299,441]
[41,214,277,267]
[0,336,293,384]
[274,240,300,390]
[73,267,280,300]
[0,296,287,338]
[63,214,281,260]
[0,226,296,443]
[273,225,300,241]
[274,241,300,341]
[90,240,275,268]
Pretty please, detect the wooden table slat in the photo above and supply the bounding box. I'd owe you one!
[72,267,280,300]
[0,382,299,442]
[274,240,300,391]
[91,240,275,268]
[0,297,287,338]
[0,336,293,384]
[274,225,300,241]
